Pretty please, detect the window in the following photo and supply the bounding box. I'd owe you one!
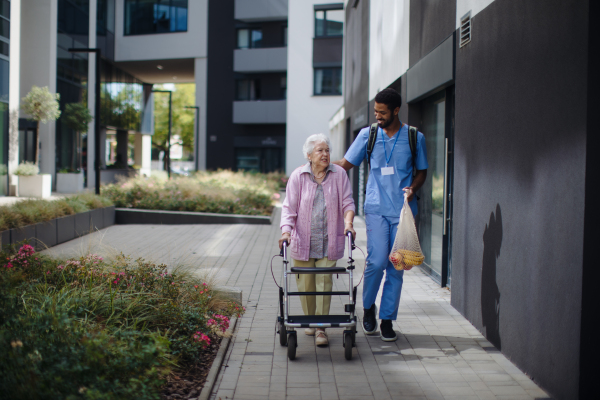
[124,0,188,36]
[315,8,343,37]
[314,67,342,95]
[237,28,262,49]
[236,79,261,101]
[280,76,287,99]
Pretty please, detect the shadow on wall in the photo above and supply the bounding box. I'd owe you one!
[481,204,502,350]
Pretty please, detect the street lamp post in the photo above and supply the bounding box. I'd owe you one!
[153,90,172,178]
[184,105,200,171]
[68,47,101,194]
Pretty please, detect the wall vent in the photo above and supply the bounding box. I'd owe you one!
[460,12,471,48]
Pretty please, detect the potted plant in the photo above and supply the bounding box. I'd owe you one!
[56,102,92,193]
[14,162,51,198]
[20,86,61,166]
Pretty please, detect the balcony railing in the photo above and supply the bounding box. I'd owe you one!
[234,47,287,73]
[234,0,288,22]
[233,100,286,124]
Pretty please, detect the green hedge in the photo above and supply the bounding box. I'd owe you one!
[101,170,286,216]
[0,193,113,232]
[0,245,243,399]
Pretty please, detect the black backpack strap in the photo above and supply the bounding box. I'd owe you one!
[366,123,379,167]
[407,125,418,174]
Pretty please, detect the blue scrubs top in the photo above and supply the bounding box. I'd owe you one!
[344,123,429,217]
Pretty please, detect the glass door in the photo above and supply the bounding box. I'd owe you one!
[418,88,454,287]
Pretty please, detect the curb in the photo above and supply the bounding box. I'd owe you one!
[115,208,274,225]
[196,315,239,400]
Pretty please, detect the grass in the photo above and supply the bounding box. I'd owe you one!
[0,243,244,399]
[0,193,114,232]
[101,170,287,216]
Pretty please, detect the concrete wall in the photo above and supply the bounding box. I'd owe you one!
[409,0,455,67]
[19,0,58,178]
[286,0,344,174]
[450,0,588,398]
[114,0,208,61]
[368,0,409,100]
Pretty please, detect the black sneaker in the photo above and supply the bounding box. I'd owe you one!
[380,319,397,342]
[363,304,378,335]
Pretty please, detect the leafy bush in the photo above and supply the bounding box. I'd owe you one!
[0,245,244,399]
[0,194,114,231]
[13,162,39,176]
[102,170,285,216]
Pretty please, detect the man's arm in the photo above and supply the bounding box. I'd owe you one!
[332,158,355,172]
[403,169,427,202]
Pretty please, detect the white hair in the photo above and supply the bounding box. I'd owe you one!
[303,134,331,161]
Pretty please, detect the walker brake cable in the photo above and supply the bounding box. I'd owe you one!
[270,254,282,289]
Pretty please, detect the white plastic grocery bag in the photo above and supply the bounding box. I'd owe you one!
[389,192,425,270]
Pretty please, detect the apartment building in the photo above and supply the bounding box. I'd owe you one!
[335,1,598,398]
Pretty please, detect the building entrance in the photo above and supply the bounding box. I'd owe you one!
[418,87,454,287]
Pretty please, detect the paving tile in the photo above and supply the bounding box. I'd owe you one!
[63,215,548,400]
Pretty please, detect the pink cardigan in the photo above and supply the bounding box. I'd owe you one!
[280,163,355,261]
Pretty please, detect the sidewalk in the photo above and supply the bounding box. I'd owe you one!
[45,207,550,400]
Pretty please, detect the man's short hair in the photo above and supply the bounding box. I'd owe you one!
[375,88,402,112]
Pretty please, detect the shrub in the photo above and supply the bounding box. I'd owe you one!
[0,194,113,231]
[102,170,284,216]
[0,245,244,399]
[13,162,39,176]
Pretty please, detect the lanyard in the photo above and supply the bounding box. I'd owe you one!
[382,127,400,166]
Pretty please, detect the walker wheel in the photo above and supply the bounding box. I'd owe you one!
[287,333,297,360]
[344,332,353,360]
[278,320,287,346]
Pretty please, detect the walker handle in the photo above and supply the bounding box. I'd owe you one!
[346,230,355,251]
[280,240,288,260]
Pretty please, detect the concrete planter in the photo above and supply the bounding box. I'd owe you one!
[56,172,84,193]
[35,220,57,250]
[90,208,104,231]
[115,208,273,225]
[1,230,10,247]
[74,211,91,237]
[10,224,36,247]
[104,206,116,227]
[17,174,52,198]
[56,214,76,244]
[100,169,138,185]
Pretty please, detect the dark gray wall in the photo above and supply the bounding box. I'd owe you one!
[343,0,370,125]
[580,1,599,398]
[207,0,286,170]
[313,37,343,66]
[451,1,588,398]
[409,0,455,68]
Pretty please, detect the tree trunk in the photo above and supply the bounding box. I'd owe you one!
[35,121,40,166]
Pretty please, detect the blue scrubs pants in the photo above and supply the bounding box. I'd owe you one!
[363,213,404,320]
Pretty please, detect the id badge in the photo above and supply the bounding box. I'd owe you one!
[381,166,395,176]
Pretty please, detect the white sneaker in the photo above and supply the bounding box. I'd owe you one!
[305,328,316,336]
[315,330,328,346]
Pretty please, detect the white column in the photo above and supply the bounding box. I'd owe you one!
[134,132,151,177]
[87,0,98,190]
[8,0,21,195]
[19,0,58,178]
[194,57,208,170]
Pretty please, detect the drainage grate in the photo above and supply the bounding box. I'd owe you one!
[460,11,471,48]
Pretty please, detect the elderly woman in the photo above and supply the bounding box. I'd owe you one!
[279,133,356,347]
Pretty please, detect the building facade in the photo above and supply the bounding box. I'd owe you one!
[336,1,598,399]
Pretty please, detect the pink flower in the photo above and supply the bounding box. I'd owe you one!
[202,282,208,287]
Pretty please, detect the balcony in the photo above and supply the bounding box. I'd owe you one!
[233,100,286,124]
[235,0,288,22]
[234,47,287,73]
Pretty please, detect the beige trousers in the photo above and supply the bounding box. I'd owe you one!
[293,257,336,316]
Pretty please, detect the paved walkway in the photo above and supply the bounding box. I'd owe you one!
[45,207,550,400]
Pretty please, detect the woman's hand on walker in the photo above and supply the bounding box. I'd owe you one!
[344,222,356,241]
[279,232,291,249]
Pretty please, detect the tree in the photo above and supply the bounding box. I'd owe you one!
[21,86,61,165]
[152,84,195,171]
[63,103,93,171]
